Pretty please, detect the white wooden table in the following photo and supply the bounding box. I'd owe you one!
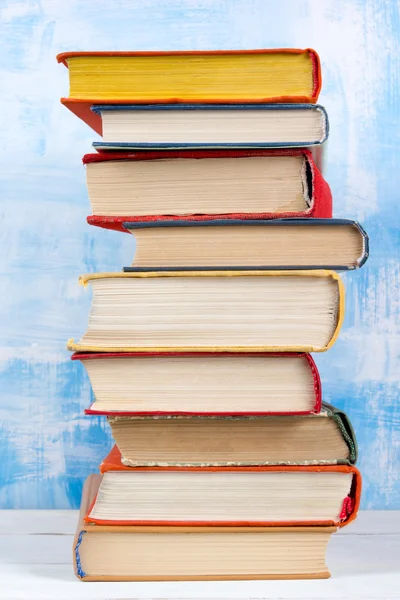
[0,510,398,599]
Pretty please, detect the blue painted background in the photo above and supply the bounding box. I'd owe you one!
[1,0,399,509]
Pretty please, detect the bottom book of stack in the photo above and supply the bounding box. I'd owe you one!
[75,448,361,581]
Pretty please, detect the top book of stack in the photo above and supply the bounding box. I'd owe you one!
[56,49,326,146]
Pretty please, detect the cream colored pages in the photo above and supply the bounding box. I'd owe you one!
[89,470,352,522]
[78,529,331,578]
[101,108,325,144]
[77,275,339,350]
[109,415,349,465]
[132,224,364,267]
[84,355,315,412]
[86,155,308,216]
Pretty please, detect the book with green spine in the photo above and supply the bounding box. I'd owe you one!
[104,403,357,467]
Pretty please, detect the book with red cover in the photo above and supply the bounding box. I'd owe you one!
[71,351,322,417]
[83,149,332,233]
[83,446,361,528]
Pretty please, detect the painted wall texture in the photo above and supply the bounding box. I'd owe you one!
[0,0,399,509]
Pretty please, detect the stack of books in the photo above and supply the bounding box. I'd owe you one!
[58,48,367,581]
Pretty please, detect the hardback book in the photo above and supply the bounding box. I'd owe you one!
[73,351,322,415]
[122,219,368,271]
[67,270,344,353]
[57,48,321,134]
[75,475,336,580]
[104,404,357,467]
[84,149,332,233]
[90,104,329,151]
[84,446,361,527]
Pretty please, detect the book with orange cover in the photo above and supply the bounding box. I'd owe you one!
[83,446,361,528]
[74,475,336,581]
[57,49,321,134]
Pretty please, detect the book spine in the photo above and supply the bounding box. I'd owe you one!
[309,157,332,218]
[74,530,86,579]
[307,354,322,413]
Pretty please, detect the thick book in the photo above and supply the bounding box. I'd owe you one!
[75,475,335,580]
[91,104,329,151]
[67,270,344,353]
[104,404,357,467]
[122,218,368,271]
[84,149,332,233]
[73,351,321,416]
[57,48,321,134]
[84,446,361,527]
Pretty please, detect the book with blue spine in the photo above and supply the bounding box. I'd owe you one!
[90,103,329,151]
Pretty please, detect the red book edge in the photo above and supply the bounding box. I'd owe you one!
[83,147,314,163]
[84,446,361,528]
[72,351,321,415]
[83,148,332,232]
[85,409,318,417]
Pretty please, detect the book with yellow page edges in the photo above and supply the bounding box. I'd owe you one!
[67,270,344,354]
